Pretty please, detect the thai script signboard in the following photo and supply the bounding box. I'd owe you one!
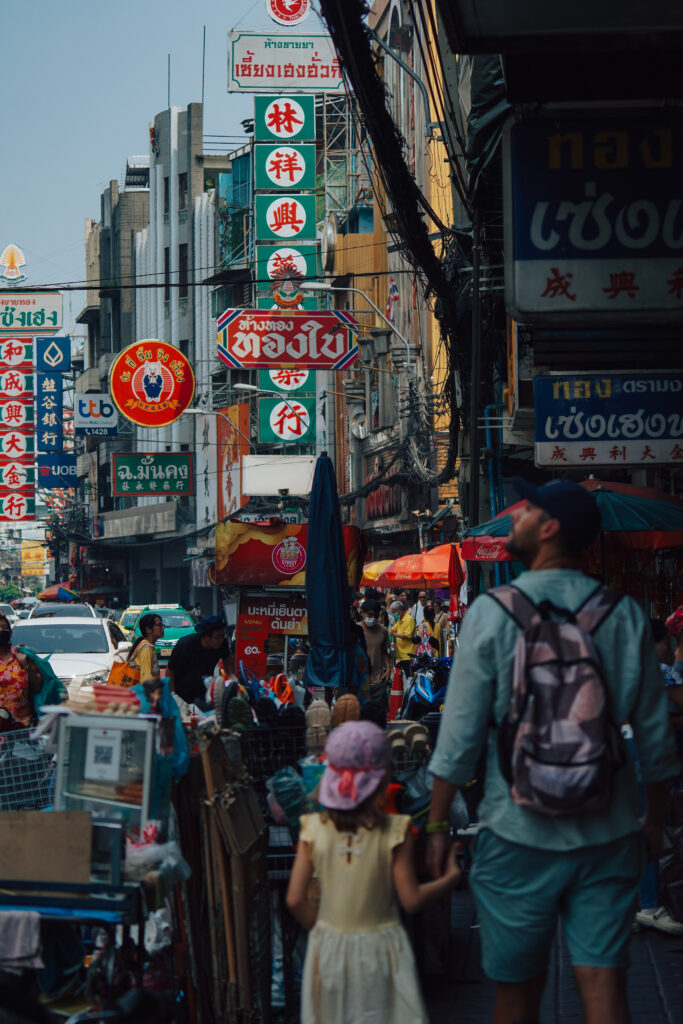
[504,116,683,320]
[109,340,195,428]
[0,291,62,334]
[534,371,683,467]
[217,309,358,369]
[112,453,194,497]
[228,31,343,93]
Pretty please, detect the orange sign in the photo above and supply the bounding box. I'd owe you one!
[217,404,250,520]
[109,340,195,428]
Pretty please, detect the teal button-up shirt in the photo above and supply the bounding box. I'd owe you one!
[430,570,680,850]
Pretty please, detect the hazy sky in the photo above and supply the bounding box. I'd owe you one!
[0,0,327,335]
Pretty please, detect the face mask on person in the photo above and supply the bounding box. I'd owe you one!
[0,629,11,645]
[363,617,377,628]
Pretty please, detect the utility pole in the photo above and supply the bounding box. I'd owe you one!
[468,209,482,603]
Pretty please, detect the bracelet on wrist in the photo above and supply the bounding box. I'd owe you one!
[425,820,450,835]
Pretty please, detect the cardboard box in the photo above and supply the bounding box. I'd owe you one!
[0,811,92,884]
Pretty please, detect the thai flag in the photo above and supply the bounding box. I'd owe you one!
[385,277,400,323]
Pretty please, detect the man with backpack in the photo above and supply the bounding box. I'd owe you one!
[426,478,679,1024]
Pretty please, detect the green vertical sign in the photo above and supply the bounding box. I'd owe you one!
[254,95,316,142]
[254,144,316,191]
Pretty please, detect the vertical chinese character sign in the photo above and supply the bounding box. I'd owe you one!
[0,337,35,520]
[253,94,319,307]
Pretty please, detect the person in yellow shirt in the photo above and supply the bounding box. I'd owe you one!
[128,613,163,682]
[389,601,417,689]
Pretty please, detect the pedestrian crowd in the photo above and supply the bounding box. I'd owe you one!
[1,480,682,1024]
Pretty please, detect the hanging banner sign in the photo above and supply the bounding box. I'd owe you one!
[74,393,119,436]
[109,340,195,428]
[0,494,35,521]
[0,369,32,401]
[0,291,62,334]
[255,144,316,191]
[0,461,34,491]
[0,430,34,459]
[534,371,683,467]
[112,453,194,497]
[217,308,358,370]
[0,338,32,367]
[259,395,316,443]
[35,372,63,451]
[254,95,316,142]
[255,194,317,242]
[505,116,683,321]
[0,400,33,428]
[228,31,343,93]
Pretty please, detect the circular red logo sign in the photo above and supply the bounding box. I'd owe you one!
[109,340,195,428]
[266,0,310,26]
[272,537,306,575]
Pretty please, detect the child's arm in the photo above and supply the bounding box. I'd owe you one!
[392,829,460,914]
[286,841,317,930]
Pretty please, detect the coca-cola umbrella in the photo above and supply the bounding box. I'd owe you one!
[462,477,683,561]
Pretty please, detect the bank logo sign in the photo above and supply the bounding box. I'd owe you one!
[74,393,119,436]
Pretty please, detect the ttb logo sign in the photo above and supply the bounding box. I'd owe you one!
[74,393,119,436]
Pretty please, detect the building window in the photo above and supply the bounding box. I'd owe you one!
[179,339,189,358]
[178,244,188,299]
[178,172,188,210]
[164,247,170,301]
[163,177,169,214]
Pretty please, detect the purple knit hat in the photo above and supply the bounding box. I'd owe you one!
[319,720,391,811]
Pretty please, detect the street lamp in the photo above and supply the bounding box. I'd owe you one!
[183,407,255,452]
[300,281,414,371]
[233,383,302,416]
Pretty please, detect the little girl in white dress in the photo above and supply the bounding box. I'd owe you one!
[286,720,461,1023]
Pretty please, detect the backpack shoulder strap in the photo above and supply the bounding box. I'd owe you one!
[486,585,543,631]
[574,584,623,636]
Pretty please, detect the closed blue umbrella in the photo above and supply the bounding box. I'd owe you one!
[304,453,349,693]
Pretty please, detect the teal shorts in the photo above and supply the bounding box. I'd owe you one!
[469,828,645,982]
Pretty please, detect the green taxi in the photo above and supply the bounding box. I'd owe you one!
[133,604,195,666]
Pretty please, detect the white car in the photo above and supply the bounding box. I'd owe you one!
[29,602,98,619]
[0,603,18,625]
[11,616,132,697]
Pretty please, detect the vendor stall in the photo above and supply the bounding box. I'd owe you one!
[213,519,365,679]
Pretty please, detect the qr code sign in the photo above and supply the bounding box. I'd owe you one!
[94,745,113,766]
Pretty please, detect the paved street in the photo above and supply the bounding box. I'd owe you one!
[425,891,683,1023]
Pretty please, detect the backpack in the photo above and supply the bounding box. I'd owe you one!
[489,583,623,816]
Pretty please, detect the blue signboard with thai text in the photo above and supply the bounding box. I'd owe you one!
[504,116,683,319]
[534,372,683,467]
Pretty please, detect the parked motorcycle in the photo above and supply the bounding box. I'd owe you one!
[399,650,449,721]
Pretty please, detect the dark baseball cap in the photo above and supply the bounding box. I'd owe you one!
[512,477,601,551]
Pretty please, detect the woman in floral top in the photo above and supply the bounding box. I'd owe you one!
[0,614,42,728]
